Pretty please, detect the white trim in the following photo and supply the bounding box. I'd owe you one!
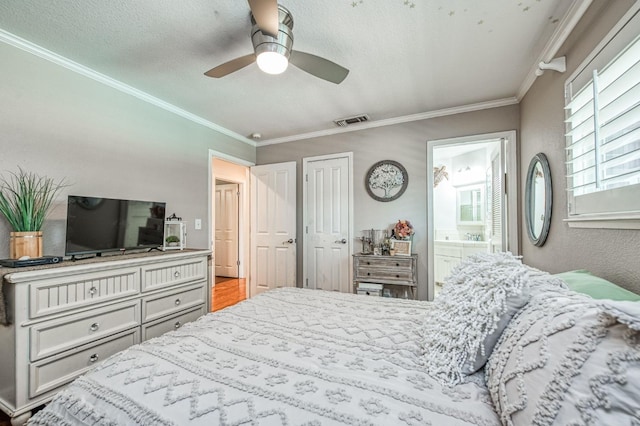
[208,150,255,296]
[259,98,518,146]
[0,29,256,148]
[302,152,354,293]
[517,0,593,100]
[565,212,640,229]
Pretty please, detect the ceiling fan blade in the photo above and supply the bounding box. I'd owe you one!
[289,51,349,84]
[204,54,256,78]
[247,0,279,38]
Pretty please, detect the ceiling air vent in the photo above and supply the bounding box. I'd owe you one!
[333,114,370,127]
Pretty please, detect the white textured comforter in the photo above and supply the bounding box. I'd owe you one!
[31,288,500,425]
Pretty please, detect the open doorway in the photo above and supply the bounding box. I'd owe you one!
[210,153,252,311]
[427,131,518,300]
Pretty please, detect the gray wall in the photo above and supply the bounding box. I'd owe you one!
[520,0,640,293]
[0,41,255,258]
[257,105,520,300]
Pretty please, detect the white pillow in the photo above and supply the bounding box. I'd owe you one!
[417,252,531,385]
[486,288,640,425]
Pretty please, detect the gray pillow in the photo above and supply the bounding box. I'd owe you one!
[417,252,531,385]
[486,288,640,425]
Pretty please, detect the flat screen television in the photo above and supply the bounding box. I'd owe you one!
[65,195,166,257]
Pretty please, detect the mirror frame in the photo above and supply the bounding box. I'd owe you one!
[525,152,552,247]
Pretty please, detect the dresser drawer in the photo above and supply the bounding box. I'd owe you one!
[356,256,413,269]
[141,282,206,323]
[141,306,206,341]
[141,257,207,292]
[29,267,140,319]
[30,300,140,361]
[29,328,140,398]
[356,266,414,281]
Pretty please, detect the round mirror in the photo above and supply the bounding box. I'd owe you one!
[525,153,552,246]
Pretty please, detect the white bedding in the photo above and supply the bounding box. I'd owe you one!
[31,288,500,425]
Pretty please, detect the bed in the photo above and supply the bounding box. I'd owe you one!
[29,253,640,425]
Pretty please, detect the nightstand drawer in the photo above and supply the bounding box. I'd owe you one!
[356,267,414,281]
[29,328,139,398]
[141,256,207,292]
[29,267,140,319]
[30,300,140,361]
[141,306,206,341]
[357,257,413,269]
[141,282,206,322]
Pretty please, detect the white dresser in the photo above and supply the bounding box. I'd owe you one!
[0,250,210,425]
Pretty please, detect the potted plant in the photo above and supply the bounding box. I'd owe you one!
[0,168,66,259]
[165,235,180,247]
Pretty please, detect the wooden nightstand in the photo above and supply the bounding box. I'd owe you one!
[353,254,417,299]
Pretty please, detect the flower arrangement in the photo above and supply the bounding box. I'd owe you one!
[392,219,414,240]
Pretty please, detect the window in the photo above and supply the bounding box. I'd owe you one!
[564,6,640,229]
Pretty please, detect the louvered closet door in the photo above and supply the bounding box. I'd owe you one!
[489,149,505,253]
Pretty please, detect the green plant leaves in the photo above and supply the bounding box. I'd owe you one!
[0,168,66,232]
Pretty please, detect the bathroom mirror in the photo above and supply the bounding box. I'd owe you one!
[457,184,484,225]
[525,153,552,246]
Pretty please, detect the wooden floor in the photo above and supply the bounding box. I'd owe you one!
[0,277,246,425]
[212,276,246,311]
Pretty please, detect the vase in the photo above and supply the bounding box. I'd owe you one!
[10,231,43,259]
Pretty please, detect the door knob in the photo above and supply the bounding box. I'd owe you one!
[283,238,294,244]
[334,238,347,244]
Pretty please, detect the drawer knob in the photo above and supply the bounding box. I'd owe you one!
[396,274,400,278]
[366,262,370,265]
[175,299,181,306]
[89,354,99,363]
[174,271,181,278]
[174,321,182,329]
[396,263,400,266]
[89,287,97,296]
[89,323,100,332]
[367,272,370,276]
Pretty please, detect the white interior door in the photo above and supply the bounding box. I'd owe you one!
[250,162,296,296]
[215,183,239,277]
[303,154,352,293]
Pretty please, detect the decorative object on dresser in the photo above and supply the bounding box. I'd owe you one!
[353,253,417,298]
[365,160,408,202]
[0,249,210,425]
[163,213,186,251]
[390,239,411,256]
[0,168,66,259]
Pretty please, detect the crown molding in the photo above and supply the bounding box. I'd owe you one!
[0,29,256,148]
[258,97,519,146]
[516,0,593,101]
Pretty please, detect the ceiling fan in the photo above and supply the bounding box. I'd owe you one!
[204,0,349,84]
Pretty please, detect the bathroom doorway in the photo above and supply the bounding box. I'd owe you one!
[427,131,518,300]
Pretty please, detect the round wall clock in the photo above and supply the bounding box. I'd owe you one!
[365,160,409,202]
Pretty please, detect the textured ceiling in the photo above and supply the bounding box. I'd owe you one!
[0,0,575,143]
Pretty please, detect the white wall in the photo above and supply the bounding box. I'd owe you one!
[0,41,255,258]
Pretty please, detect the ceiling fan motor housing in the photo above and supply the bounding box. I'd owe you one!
[251,5,294,59]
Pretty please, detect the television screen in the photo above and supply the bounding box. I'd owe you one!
[65,196,166,257]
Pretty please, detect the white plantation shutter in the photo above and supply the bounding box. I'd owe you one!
[564,8,640,223]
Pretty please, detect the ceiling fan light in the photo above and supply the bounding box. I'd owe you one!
[257,51,289,75]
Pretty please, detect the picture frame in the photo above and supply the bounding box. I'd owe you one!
[365,160,409,202]
[391,239,411,256]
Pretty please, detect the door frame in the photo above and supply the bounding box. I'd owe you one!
[302,152,354,291]
[208,150,254,296]
[426,131,518,301]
